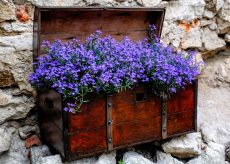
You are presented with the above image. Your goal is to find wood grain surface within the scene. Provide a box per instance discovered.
[40,10,163,43]
[166,83,196,137]
[69,96,106,132]
[69,127,107,155]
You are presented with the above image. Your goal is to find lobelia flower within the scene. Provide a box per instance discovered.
[29,25,202,112]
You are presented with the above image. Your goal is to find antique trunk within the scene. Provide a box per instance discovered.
[34,7,197,161]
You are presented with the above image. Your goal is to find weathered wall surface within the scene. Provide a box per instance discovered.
[0,0,229,163]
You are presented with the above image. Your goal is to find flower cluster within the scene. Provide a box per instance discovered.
[29,26,202,112]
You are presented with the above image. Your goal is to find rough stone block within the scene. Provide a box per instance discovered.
[162,132,204,159]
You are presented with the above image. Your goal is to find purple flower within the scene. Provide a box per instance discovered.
[29,25,201,112]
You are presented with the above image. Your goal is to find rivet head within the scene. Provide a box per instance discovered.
[108,103,112,108]
[108,120,113,125]
[108,138,112,143]
[108,120,112,125]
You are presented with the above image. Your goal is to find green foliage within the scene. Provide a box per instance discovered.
[118,160,125,164]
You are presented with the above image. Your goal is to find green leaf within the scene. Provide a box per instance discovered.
[118,160,125,164]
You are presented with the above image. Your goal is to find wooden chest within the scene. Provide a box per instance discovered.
[38,83,197,161]
[34,7,198,161]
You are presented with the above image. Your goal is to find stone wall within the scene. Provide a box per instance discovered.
[0,0,229,163]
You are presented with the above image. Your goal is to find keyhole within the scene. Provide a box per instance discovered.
[136,93,146,102]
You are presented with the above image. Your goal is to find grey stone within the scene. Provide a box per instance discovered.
[83,0,117,6]
[123,151,155,164]
[200,122,230,146]
[0,33,32,52]
[0,127,13,154]
[195,52,205,71]
[21,114,38,127]
[186,142,226,164]
[202,27,226,51]
[66,157,97,164]
[31,0,82,6]
[161,21,185,48]
[164,0,205,21]
[183,56,230,164]
[157,1,168,8]
[40,155,62,164]
[219,0,230,23]
[0,50,35,93]
[162,132,203,158]
[135,147,156,162]
[95,151,116,164]
[204,0,215,10]
[218,49,230,56]
[29,0,137,6]
[225,34,230,42]
[136,0,161,6]
[0,88,35,124]
[181,28,202,49]
[216,0,225,11]
[198,55,230,87]
[156,151,183,164]
[197,81,230,133]
[217,18,230,34]
[0,0,16,22]
[200,19,213,26]
[0,21,33,33]
[209,21,218,30]
[30,145,51,164]
[115,0,126,2]
[218,63,230,83]
[0,130,30,164]
[203,9,215,19]
[18,125,37,139]
[31,0,133,7]
[206,142,225,162]
[66,152,116,164]
[0,62,16,87]
[0,46,15,54]
[186,155,226,164]
[13,0,27,5]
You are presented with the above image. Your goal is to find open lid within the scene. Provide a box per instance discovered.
[33,7,165,60]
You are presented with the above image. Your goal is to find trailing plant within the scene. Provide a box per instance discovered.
[29,25,202,112]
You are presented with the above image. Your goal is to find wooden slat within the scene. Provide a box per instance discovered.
[167,84,195,114]
[69,127,107,156]
[111,86,161,124]
[41,11,158,33]
[112,116,161,148]
[40,30,149,43]
[166,83,196,137]
[40,10,162,43]
[68,97,106,132]
[167,111,195,136]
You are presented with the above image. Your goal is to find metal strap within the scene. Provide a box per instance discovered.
[162,98,167,139]
[106,95,113,150]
